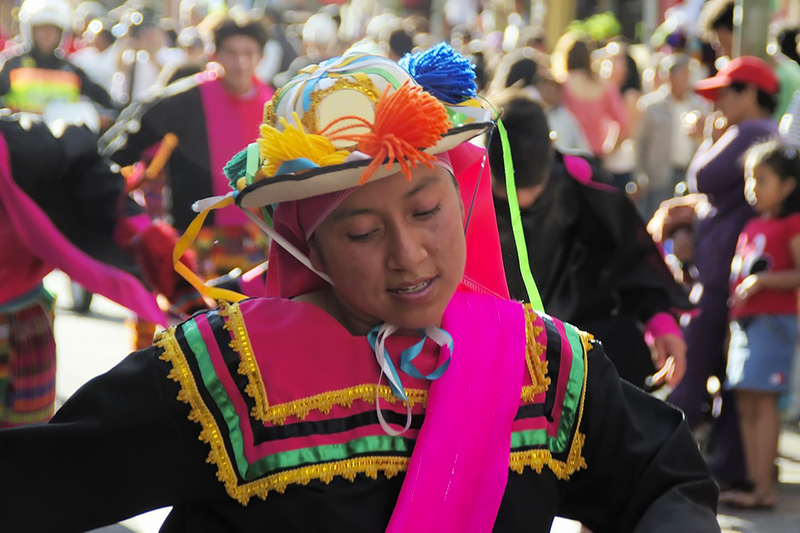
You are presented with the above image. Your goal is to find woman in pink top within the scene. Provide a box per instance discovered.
[560,38,630,161]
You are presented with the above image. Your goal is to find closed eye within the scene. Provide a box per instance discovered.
[414,204,441,219]
[347,229,377,242]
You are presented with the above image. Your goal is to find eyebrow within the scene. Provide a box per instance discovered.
[331,175,441,221]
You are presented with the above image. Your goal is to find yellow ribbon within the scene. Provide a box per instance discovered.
[173,194,248,303]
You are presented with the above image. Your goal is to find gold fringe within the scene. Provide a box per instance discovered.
[578,330,595,354]
[219,301,271,422]
[521,305,550,402]
[509,322,591,480]
[157,328,410,505]
[261,384,428,425]
[157,329,245,502]
[508,432,587,480]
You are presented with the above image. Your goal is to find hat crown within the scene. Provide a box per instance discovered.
[265,54,415,149]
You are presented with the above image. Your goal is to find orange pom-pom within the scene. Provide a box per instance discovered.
[321,81,450,185]
[357,81,450,184]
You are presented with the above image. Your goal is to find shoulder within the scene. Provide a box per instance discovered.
[638,88,668,111]
[737,118,778,138]
[509,305,593,480]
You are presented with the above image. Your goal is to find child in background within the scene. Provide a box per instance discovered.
[725,139,800,509]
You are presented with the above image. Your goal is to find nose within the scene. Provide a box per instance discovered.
[386,221,427,271]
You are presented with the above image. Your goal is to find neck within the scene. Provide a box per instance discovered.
[671,87,686,100]
[221,76,254,96]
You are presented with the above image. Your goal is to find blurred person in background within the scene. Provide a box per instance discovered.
[768,22,800,119]
[111,8,184,105]
[637,54,707,218]
[600,39,641,192]
[698,0,735,60]
[489,93,690,392]
[0,116,204,428]
[0,0,118,117]
[273,13,340,88]
[100,16,273,279]
[489,48,590,155]
[255,7,299,86]
[557,35,629,172]
[656,56,780,495]
[69,18,117,96]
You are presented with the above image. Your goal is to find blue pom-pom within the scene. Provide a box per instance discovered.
[399,42,477,104]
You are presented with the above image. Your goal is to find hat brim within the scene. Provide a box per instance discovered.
[694,75,732,101]
[236,122,493,208]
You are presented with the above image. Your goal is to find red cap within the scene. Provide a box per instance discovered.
[694,56,779,101]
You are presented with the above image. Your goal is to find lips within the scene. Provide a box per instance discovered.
[388,277,436,294]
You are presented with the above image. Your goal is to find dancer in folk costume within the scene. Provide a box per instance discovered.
[0,114,204,427]
[0,46,718,532]
[100,16,274,280]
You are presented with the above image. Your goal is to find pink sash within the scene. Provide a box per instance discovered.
[387,291,526,532]
[0,134,166,325]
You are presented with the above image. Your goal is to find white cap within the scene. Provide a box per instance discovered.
[19,0,73,34]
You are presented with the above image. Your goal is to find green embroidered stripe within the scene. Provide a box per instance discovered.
[182,319,250,480]
[181,319,416,482]
[244,435,415,479]
[510,428,548,449]
[552,323,586,452]
[510,321,586,455]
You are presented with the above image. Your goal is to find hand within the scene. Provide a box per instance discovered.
[671,227,695,264]
[704,111,728,143]
[650,333,687,389]
[733,275,761,306]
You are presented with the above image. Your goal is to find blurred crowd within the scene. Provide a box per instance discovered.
[3,0,800,517]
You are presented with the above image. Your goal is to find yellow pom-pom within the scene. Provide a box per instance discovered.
[257,113,350,178]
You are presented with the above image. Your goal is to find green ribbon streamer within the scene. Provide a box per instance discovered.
[496,118,544,312]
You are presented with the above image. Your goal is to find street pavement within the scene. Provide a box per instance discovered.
[44,271,800,533]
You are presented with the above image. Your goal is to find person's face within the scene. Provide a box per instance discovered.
[745,162,795,217]
[716,84,753,125]
[713,28,734,58]
[213,35,263,94]
[537,79,561,107]
[669,65,690,98]
[32,24,62,55]
[310,164,466,333]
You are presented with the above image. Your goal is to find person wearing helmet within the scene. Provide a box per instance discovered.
[0,0,118,116]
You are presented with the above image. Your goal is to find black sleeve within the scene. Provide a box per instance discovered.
[0,54,17,97]
[58,123,129,229]
[0,347,225,533]
[559,341,719,532]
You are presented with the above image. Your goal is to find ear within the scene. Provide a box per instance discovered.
[784,176,798,195]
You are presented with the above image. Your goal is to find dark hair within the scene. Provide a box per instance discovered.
[710,0,735,32]
[505,57,538,88]
[213,17,268,52]
[744,139,800,217]
[566,39,592,74]
[620,53,641,93]
[388,28,414,58]
[775,24,800,64]
[487,95,553,189]
[728,82,779,115]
